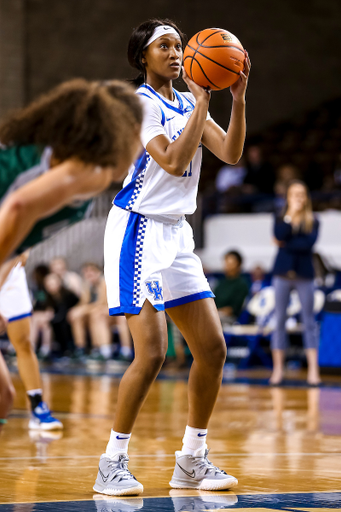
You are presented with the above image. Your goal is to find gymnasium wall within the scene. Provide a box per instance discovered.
[0,0,340,136]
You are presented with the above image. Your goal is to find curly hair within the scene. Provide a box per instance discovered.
[0,78,142,167]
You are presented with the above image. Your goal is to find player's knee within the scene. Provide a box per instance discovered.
[205,336,227,368]
[136,345,167,373]
[12,334,33,355]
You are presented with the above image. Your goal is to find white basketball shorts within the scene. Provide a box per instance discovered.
[0,264,32,322]
[104,205,214,316]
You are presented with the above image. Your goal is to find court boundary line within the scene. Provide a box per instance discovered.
[1,490,341,506]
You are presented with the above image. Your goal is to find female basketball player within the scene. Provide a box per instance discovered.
[94,19,250,496]
[0,78,142,427]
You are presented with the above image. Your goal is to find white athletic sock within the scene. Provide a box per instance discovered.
[105,429,131,458]
[181,425,208,457]
[27,389,43,397]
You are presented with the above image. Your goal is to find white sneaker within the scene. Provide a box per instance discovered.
[169,450,238,491]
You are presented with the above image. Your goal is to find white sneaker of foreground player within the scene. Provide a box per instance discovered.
[169,449,238,491]
[93,453,143,496]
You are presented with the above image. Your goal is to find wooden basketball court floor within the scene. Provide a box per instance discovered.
[1,367,341,511]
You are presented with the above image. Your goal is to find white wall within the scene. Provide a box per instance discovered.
[196,210,341,272]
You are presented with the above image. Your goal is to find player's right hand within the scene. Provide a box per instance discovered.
[182,67,211,105]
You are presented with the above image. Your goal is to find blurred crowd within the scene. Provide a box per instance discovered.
[203,144,341,217]
[28,258,133,363]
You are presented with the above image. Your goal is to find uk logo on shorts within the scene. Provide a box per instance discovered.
[146,281,163,301]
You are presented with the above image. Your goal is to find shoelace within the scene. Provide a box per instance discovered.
[192,449,227,476]
[107,455,134,482]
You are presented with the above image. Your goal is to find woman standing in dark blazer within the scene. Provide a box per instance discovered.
[270,180,321,385]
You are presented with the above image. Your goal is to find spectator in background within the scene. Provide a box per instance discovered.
[214,250,249,324]
[43,273,79,355]
[250,265,268,296]
[215,158,247,194]
[30,264,53,358]
[68,263,132,361]
[274,164,300,213]
[271,180,320,386]
[214,158,247,213]
[68,263,111,359]
[49,257,83,298]
[243,144,275,195]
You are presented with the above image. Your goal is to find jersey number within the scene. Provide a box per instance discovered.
[182,161,193,178]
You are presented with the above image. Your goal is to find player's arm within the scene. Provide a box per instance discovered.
[146,69,210,177]
[202,52,250,164]
[0,159,112,266]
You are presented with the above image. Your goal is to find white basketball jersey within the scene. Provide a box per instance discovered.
[114,84,212,223]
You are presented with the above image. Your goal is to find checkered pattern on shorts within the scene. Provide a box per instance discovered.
[132,216,148,307]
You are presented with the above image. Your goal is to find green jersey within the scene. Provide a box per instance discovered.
[0,145,92,253]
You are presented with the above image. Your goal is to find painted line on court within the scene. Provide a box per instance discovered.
[1,490,341,506]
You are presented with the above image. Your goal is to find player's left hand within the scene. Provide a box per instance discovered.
[230,50,251,102]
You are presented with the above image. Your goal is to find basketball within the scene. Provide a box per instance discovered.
[183,28,245,90]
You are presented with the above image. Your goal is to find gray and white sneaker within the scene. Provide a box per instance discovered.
[169,449,238,491]
[93,453,143,496]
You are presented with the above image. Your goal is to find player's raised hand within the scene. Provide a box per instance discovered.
[230,50,251,102]
[182,66,211,105]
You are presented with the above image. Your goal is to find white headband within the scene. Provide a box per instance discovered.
[144,25,180,48]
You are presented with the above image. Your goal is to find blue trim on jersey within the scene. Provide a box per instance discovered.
[140,84,187,116]
[137,92,166,126]
[114,150,149,210]
[132,149,148,180]
[7,312,32,323]
[165,291,214,309]
[173,89,184,110]
[114,179,138,209]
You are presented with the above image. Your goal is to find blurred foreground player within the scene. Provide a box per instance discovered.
[0,78,143,428]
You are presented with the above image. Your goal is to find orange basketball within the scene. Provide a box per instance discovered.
[183,28,245,91]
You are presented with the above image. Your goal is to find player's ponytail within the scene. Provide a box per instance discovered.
[127,18,186,87]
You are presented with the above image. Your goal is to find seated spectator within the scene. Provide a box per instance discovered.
[30,264,53,358]
[214,250,249,324]
[68,263,132,361]
[43,273,79,356]
[215,159,247,194]
[243,144,275,195]
[214,158,247,214]
[49,257,83,298]
[250,264,268,296]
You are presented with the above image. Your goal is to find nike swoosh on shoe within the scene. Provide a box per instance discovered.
[177,463,196,478]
